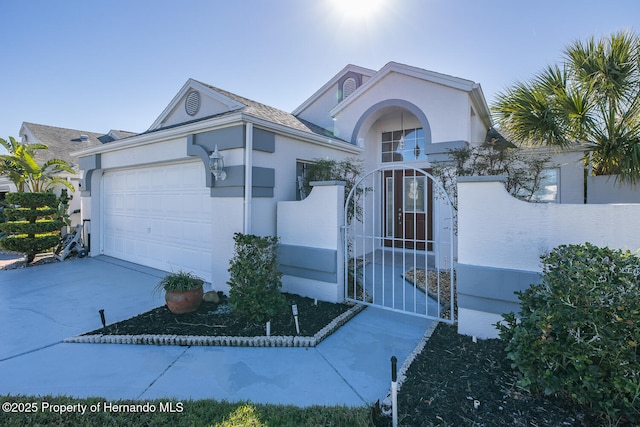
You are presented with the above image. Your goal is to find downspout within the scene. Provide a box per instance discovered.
[244,122,253,234]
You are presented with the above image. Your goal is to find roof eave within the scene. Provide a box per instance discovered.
[329,61,482,117]
[71,111,360,159]
[71,111,245,158]
[470,83,493,128]
[147,79,245,132]
[291,64,376,116]
[242,113,361,154]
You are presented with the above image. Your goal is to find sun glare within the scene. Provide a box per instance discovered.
[329,0,386,21]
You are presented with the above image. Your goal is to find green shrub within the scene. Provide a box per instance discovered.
[0,234,60,254]
[156,270,204,293]
[0,219,63,234]
[498,243,640,424]
[227,233,286,324]
[5,207,58,220]
[6,191,57,208]
[0,192,61,262]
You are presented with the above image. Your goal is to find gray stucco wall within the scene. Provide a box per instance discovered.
[457,263,541,316]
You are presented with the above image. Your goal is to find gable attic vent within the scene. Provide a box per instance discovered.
[185,90,201,116]
[343,77,357,99]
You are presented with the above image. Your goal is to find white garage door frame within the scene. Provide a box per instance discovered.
[100,160,213,281]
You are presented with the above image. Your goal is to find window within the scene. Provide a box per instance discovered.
[381,128,427,163]
[532,168,559,203]
[517,168,559,203]
[296,160,313,200]
[404,176,426,212]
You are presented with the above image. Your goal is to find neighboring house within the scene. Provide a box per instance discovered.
[73,61,495,290]
[0,122,136,226]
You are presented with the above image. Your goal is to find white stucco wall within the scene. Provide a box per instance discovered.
[295,82,340,134]
[99,137,190,170]
[210,197,244,293]
[458,179,640,273]
[588,175,640,204]
[157,91,239,130]
[250,132,358,237]
[277,183,345,302]
[458,177,640,338]
[333,72,472,144]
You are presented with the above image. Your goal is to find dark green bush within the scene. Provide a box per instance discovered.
[5,207,58,220]
[227,233,286,324]
[0,192,61,262]
[0,219,63,234]
[0,234,60,255]
[6,191,57,208]
[498,243,640,424]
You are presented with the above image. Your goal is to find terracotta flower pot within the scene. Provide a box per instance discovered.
[165,286,203,314]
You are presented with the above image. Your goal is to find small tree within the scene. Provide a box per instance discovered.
[0,192,62,263]
[302,157,370,223]
[227,233,286,324]
[493,31,640,183]
[0,137,74,193]
[432,144,552,211]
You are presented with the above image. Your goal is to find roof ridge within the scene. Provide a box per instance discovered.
[23,122,106,136]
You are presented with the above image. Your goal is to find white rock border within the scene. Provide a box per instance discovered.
[64,304,366,348]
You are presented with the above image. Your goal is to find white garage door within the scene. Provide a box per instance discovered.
[102,161,213,281]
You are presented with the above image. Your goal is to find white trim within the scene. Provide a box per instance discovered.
[71,112,245,157]
[242,113,362,154]
[244,123,253,234]
[329,62,486,117]
[71,112,361,159]
[147,79,245,131]
[291,64,375,115]
[468,83,493,128]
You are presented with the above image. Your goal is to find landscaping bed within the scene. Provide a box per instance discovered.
[377,322,595,427]
[66,293,363,347]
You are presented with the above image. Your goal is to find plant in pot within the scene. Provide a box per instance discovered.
[155,270,204,314]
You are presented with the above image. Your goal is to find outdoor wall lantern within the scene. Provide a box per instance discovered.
[209,145,227,181]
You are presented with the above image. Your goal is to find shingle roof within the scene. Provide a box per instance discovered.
[196,82,339,140]
[485,127,518,149]
[22,122,135,167]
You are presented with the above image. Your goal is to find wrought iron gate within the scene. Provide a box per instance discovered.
[343,165,455,323]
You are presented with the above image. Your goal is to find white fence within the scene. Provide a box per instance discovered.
[457,176,640,338]
[277,181,345,303]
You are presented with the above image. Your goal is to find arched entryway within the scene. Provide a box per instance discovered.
[343,165,455,323]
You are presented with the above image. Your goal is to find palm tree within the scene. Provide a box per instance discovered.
[493,30,640,183]
[0,136,75,192]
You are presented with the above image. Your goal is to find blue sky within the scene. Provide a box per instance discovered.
[1,0,638,141]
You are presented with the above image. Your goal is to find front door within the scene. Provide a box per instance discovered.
[383,169,432,250]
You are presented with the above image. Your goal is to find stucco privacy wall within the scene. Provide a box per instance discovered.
[277,182,345,303]
[588,175,640,204]
[457,176,640,339]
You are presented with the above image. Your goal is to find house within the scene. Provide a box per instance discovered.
[0,123,136,226]
[72,62,495,294]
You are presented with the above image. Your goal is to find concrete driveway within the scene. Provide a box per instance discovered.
[0,256,433,406]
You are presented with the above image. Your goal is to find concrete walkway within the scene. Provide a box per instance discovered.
[0,256,432,406]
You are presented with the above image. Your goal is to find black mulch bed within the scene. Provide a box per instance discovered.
[373,323,595,427]
[84,293,352,338]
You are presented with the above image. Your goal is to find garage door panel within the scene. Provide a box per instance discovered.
[102,162,213,281]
